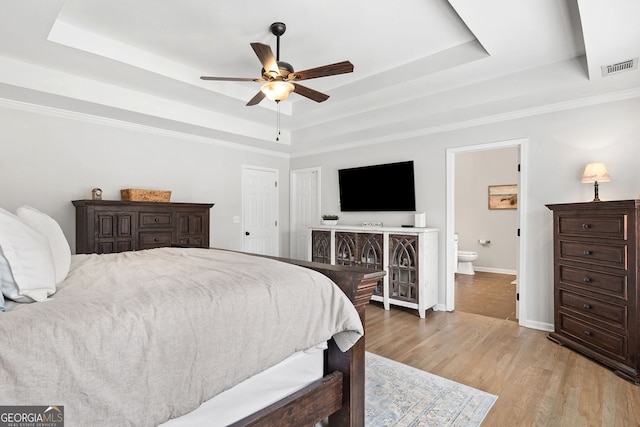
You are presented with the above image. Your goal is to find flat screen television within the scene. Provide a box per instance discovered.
[338,161,416,212]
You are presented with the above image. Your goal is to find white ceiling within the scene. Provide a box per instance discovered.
[0,0,639,156]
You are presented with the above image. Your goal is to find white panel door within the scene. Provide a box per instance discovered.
[290,168,320,260]
[243,166,279,256]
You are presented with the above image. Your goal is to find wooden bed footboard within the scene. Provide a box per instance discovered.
[232,258,384,427]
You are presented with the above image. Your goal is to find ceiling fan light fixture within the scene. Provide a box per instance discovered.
[261,81,295,102]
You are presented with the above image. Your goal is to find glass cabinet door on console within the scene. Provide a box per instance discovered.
[335,232,358,266]
[389,234,419,304]
[358,233,384,296]
[311,230,331,264]
[330,231,384,295]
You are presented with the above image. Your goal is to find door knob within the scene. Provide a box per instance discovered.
[245,231,250,236]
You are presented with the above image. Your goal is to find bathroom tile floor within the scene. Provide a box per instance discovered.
[455,271,517,321]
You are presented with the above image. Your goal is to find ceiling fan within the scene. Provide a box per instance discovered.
[200,22,354,106]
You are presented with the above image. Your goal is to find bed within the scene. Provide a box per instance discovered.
[0,206,384,426]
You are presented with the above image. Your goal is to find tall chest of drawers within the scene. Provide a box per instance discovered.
[547,200,639,384]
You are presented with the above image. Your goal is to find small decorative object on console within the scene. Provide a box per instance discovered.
[91,188,102,200]
[362,221,383,227]
[120,189,171,202]
[322,214,339,225]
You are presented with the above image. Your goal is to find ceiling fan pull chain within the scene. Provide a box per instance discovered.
[276,101,281,141]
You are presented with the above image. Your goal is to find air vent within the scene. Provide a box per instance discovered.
[601,58,638,77]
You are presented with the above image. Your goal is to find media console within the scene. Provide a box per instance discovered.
[309,225,438,318]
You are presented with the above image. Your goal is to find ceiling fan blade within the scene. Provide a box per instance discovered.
[293,84,329,103]
[250,42,279,76]
[246,90,266,106]
[288,61,354,81]
[200,76,263,82]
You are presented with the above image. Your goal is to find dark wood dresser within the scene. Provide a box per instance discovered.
[547,200,639,384]
[73,200,214,254]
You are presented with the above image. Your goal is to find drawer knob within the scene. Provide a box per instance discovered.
[154,218,160,222]
[583,303,592,309]
[582,223,591,229]
[584,330,592,336]
[154,238,159,242]
[583,277,592,283]
[583,250,592,256]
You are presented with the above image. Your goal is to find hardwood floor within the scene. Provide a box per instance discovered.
[455,271,517,321]
[365,303,640,426]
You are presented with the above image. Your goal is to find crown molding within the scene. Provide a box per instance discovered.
[0,97,290,159]
[2,85,639,161]
[291,87,640,158]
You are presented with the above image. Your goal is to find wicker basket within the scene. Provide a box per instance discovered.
[120,189,171,202]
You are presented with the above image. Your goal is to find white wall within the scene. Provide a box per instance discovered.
[291,97,640,330]
[3,95,639,330]
[455,147,519,273]
[0,104,291,255]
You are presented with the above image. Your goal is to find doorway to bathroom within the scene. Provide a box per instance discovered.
[445,138,528,325]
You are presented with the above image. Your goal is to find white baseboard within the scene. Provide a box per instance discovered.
[520,319,554,332]
[433,303,447,312]
[473,266,517,275]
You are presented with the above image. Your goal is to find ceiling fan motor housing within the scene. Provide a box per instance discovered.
[261,61,293,79]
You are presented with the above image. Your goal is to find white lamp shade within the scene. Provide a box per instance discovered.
[260,81,295,102]
[581,162,611,183]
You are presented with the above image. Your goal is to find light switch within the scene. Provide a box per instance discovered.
[233,216,240,224]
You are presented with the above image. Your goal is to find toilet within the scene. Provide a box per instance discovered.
[457,250,478,275]
[454,234,478,275]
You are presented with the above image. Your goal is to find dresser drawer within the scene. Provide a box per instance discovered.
[559,313,627,361]
[558,215,626,240]
[176,236,205,247]
[559,289,627,330]
[559,240,627,269]
[139,212,173,228]
[139,232,172,249]
[559,265,627,299]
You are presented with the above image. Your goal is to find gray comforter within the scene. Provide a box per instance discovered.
[0,248,363,426]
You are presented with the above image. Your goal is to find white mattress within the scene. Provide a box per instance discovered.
[159,348,324,426]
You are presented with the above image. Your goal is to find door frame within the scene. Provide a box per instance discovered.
[445,138,529,325]
[290,167,321,260]
[241,164,279,255]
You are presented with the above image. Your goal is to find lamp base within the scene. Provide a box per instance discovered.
[592,181,601,202]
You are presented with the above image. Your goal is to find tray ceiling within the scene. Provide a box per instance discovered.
[0,0,638,156]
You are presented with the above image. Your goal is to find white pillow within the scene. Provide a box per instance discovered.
[0,207,56,302]
[16,205,71,284]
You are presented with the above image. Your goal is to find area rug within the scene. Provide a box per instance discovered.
[365,352,497,426]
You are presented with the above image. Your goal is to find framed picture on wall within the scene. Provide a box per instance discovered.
[488,184,518,210]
